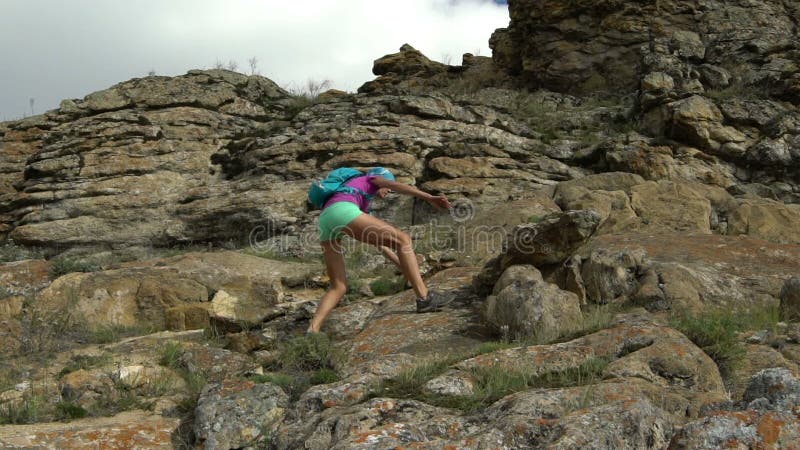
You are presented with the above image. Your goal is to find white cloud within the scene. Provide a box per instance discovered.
[0,0,509,120]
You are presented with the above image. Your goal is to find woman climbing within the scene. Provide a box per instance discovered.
[307,167,453,333]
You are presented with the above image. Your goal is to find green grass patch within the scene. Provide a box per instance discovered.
[380,356,462,399]
[250,372,295,387]
[49,257,99,278]
[369,276,406,296]
[501,304,620,347]
[310,368,340,385]
[276,333,342,372]
[377,354,610,414]
[473,341,519,355]
[249,333,346,401]
[175,370,207,414]
[669,304,780,380]
[158,341,184,369]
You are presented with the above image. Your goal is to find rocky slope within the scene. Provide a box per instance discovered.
[1,0,800,448]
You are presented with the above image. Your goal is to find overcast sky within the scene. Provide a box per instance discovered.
[0,0,509,121]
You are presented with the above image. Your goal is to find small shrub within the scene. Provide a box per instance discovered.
[669,305,779,380]
[93,386,153,416]
[310,368,340,385]
[251,372,295,387]
[55,401,88,420]
[175,370,207,414]
[17,291,80,355]
[139,372,179,398]
[158,341,184,369]
[670,312,744,378]
[705,82,768,101]
[281,78,332,119]
[378,354,467,402]
[0,240,45,263]
[343,277,366,303]
[277,334,342,372]
[0,366,23,392]
[49,257,98,278]
[369,276,406,296]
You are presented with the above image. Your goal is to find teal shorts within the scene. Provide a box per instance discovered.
[319,202,363,242]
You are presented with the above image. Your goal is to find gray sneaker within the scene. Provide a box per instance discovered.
[415,290,453,313]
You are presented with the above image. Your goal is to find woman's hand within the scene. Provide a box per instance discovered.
[425,194,452,210]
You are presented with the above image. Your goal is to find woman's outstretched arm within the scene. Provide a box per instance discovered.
[371,177,453,210]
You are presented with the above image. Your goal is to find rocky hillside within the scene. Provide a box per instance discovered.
[1,0,800,448]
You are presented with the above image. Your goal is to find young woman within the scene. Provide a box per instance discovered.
[307,167,453,333]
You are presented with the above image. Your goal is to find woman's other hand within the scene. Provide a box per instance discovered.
[425,194,452,210]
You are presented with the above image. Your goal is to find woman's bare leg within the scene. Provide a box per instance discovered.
[308,240,348,333]
[379,245,401,268]
[344,214,428,299]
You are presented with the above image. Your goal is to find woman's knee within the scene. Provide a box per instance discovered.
[381,230,412,249]
[395,231,413,251]
[329,281,348,297]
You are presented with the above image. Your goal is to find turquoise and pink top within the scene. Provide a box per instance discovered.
[323,175,380,213]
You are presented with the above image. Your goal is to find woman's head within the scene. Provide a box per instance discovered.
[367,167,395,198]
[367,167,395,181]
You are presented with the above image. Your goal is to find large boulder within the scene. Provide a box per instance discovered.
[473,210,601,295]
[743,367,800,411]
[671,368,800,449]
[483,265,582,340]
[580,248,648,304]
[666,96,749,155]
[195,379,289,450]
[669,409,800,450]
